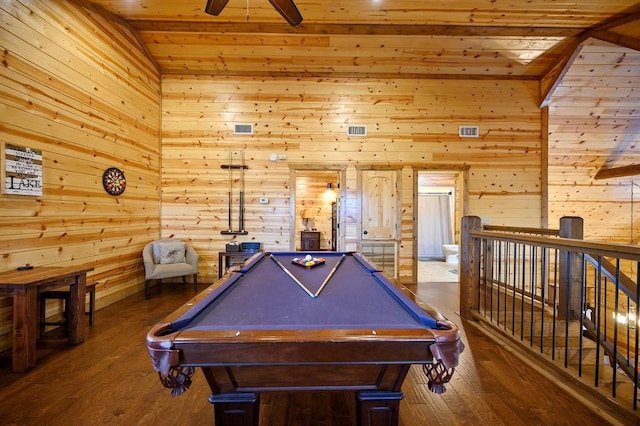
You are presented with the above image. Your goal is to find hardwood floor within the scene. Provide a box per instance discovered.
[0,279,634,425]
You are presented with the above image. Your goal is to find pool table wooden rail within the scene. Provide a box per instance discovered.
[148,329,457,364]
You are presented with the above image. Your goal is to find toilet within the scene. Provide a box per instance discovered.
[442,244,459,264]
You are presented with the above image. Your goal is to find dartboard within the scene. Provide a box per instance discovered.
[102,167,126,196]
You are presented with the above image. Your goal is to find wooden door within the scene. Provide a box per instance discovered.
[361,170,398,240]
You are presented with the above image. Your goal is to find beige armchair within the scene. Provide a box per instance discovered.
[143,240,199,299]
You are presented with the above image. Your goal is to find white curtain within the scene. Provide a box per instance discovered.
[418,194,454,260]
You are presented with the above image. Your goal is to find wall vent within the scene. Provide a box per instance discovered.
[234,123,254,135]
[347,125,367,136]
[459,126,479,138]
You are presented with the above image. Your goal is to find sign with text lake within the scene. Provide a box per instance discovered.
[2,143,43,196]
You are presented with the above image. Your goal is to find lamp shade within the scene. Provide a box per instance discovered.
[301,209,312,219]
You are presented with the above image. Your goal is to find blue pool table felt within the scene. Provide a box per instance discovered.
[174,252,441,331]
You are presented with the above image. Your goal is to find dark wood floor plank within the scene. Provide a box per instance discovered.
[0,281,633,425]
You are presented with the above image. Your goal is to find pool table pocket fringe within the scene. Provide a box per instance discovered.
[157,364,195,397]
[422,361,454,395]
[423,339,466,394]
[148,346,196,396]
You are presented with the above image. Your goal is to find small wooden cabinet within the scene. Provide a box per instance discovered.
[218,252,254,278]
[300,231,321,251]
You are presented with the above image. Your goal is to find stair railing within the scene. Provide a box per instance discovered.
[460,215,640,412]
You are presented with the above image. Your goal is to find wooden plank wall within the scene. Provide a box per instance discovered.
[0,1,547,353]
[161,76,543,284]
[0,0,161,351]
[548,40,640,243]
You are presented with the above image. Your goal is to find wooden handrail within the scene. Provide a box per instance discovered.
[483,224,560,236]
[470,229,640,261]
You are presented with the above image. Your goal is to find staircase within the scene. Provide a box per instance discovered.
[473,286,639,413]
[460,215,640,415]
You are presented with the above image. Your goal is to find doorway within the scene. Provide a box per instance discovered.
[416,170,465,283]
[290,167,344,251]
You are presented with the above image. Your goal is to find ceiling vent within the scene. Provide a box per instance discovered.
[347,125,367,136]
[459,126,479,138]
[234,123,254,135]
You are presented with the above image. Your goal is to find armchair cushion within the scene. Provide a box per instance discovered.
[152,240,186,264]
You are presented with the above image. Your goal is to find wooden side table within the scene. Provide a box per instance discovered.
[218,252,255,278]
[300,231,321,251]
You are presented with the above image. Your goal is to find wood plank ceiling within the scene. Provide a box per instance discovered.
[79,0,640,81]
[80,0,640,200]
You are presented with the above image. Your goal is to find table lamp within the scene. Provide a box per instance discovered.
[301,209,312,231]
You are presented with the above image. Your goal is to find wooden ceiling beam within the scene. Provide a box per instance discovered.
[591,30,640,52]
[129,21,580,37]
[537,7,640,108]
[539,39,582,108]
[581,8,640,37]
[594,164,640,180]
[160,68,538,80]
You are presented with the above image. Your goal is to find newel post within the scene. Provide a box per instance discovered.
[460,216,481,320]
[558,216,584,320]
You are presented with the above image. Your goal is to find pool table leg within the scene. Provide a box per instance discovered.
[209,393,259,426]
[356,391,403,426]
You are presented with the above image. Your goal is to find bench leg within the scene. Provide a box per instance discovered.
[87,285,96,326]
[39,292,46,336]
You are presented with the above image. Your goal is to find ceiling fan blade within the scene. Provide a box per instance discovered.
[268,0,303,26]
[204,0,230,16]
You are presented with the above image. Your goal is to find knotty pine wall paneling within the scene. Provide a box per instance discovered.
[161,76,543,284]
[0,0,161,351]
[548,41,640,243]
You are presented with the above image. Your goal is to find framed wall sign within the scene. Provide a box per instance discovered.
[2,143,43,196]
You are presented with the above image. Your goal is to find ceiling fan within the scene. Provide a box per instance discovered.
[204,0,303,26]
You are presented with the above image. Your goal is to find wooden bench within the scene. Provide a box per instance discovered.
[39,282,97,335]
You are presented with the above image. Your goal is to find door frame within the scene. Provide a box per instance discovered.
[413,165,469,282]
[289,164,347,251]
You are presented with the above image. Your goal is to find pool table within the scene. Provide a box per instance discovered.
[147,251,463,426]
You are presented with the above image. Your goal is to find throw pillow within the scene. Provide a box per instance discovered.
[152,240,186,264]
